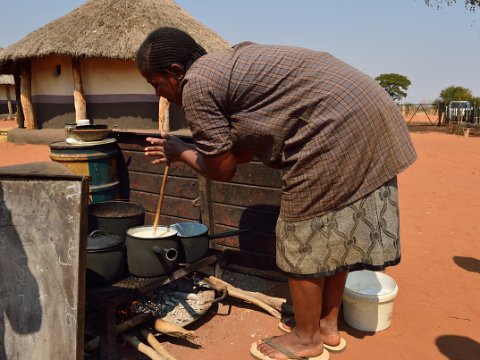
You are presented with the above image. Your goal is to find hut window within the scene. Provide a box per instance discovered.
[54,64,62,77]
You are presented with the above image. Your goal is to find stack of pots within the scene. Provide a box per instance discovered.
[86,200,145,287]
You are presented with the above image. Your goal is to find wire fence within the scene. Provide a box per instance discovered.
[399,103,480,126]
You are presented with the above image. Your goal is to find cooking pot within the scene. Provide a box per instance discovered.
[170,222,249,264]
[126,225,180,278]
[88,200,145,242]
[86,230,127,287]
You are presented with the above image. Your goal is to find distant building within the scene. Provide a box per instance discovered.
[0,74,15,118]
[0,0,229,129]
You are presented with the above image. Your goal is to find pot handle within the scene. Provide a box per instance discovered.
[89,229,106,238]
[207,228,249,240]
[152,245,178,262]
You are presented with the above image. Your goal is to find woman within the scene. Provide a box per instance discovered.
[137,27,416,360]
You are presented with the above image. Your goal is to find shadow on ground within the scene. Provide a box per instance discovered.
[436,335,480,360]
[453,256,480,274]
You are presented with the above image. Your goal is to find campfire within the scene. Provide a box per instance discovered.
[84,270,293,359]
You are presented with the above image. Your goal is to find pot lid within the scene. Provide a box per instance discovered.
[171,222,208,237]
[87,230,123,252]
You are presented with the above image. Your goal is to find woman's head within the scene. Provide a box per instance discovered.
[136,27,207,77]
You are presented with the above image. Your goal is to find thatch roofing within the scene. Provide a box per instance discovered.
[0,75,14,85]
[0,0,230,62]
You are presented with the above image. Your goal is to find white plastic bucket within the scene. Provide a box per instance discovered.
[342,270,398,332]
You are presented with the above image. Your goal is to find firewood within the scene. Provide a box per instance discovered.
[123,334,166,360]
[154,318,196,340]
[141,329,177,360]
[204,276,294,318]
[84,313,151,352]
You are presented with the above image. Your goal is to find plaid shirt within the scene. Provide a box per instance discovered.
[182,42,416,221]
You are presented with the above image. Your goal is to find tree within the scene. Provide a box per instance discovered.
[424,1,480,11]
[439,85,474,103]
[375,73,411,101]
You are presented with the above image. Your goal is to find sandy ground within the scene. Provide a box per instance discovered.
[0,118,479,360]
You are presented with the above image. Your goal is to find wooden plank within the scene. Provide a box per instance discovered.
[119,150,197,177]
[128,171,198,198]
[212,203,279,232]
[211,182,282,207]
[130,190,200,219]
[0,174,89,359]
[144,212,200,226]
[210,224,276,255]
[214,245,277,271]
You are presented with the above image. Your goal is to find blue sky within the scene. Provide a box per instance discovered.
[1,0,479,103]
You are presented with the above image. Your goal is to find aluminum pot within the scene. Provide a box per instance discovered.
[88,200,145,242]
[125,225,180,278]
[170,222,249,264]
[86,230,127,287]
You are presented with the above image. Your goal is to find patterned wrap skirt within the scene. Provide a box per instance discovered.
[276,177,400,278]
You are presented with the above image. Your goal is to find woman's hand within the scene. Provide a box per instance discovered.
[144,132,188,164]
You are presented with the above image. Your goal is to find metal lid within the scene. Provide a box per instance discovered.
[87,230,123,252]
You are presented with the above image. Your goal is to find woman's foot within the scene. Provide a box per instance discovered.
[278,318,345,352]
[255,332,325,360]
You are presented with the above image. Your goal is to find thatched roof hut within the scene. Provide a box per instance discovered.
[0,0,230,129]
[0,0,229,61]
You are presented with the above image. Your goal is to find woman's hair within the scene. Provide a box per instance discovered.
[136,27,207,75]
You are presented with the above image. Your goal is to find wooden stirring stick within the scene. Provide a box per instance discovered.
[153,96,170,235]
[152,163,170,235]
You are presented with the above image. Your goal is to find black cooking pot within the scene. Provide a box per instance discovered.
[125,225,180,278]
[86,230,127,287]
[88,200,145,242]
[171,222,249,264]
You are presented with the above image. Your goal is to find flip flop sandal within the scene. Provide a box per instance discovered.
[250,337,330,360]
[277,321,347,353]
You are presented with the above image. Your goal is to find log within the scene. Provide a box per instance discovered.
[154,318,195,340]
[72,57,87,120]
[123,334,166,360]
[6,84,13,120]
[204,276,294,318]
[159,96,170,131]
[20,61,35,129]
[141,329,177,360]
[84,313,151,352]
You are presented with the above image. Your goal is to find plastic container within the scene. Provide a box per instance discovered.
[342,270,398,332]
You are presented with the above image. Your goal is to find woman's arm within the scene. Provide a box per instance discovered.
[144,134,253,182]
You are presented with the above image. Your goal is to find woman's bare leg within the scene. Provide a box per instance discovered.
[279,270,348,347]
[256,277,326,359]
[320,270,348,346]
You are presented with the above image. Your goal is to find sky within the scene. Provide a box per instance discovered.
[1,0,479,103]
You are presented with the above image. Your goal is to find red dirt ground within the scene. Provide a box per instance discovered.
[0,118,479,360]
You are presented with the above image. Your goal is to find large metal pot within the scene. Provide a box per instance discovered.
[88,200,145,242]
[126,225,180,278]
[171,222,248,264]
[86,230,127,287]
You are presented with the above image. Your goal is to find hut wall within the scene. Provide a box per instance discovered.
[115,131,280,270]
[30,57,188,130]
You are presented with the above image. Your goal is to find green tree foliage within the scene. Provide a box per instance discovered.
[375,73,411,101]
[439,85,474,103]
[424,1,480,11]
